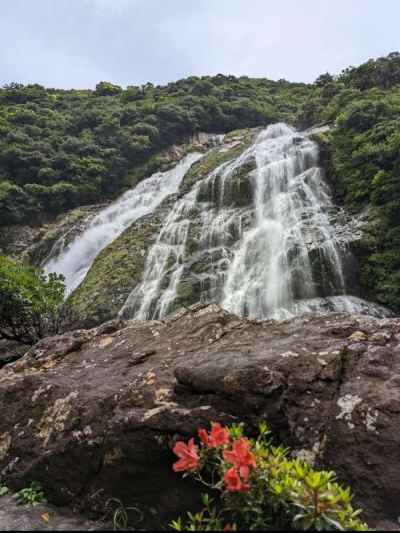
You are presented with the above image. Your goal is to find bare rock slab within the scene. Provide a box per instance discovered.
[0,495,104,531]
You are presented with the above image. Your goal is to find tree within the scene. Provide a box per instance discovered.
[314,72,334,87]
[0,180,30,224]
[94,81,123,97]
[121,85,144,103]
[0,256,65,345]
[191,79,215,96]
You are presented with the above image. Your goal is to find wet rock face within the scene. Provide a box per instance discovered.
[0,224,43,261]
[67,207,168,329]
[66,129,255,327]
[0,305,399,527]
[0,205,105,266]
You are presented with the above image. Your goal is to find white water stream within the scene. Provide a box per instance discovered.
[222,123,346,319]
[121,123,390,320]
[44,152,203,295]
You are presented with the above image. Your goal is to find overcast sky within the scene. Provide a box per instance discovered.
[1,0,399,89]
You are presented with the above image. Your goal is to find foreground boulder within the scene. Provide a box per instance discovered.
[0,305,399,528]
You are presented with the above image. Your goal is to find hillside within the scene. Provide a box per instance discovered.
[1,53,400,316]
[0,75,310,224]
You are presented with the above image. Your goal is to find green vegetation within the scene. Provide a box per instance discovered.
[0,76,309,224]
[0,481,9,497]
[331,92,400,310]
[0,255,65,344]
[15,481,46,506]
[105,498,143,531]
[297,52,400,128]
[171,422,368,531]
[298,52,400,311]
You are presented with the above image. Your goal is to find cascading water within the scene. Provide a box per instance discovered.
[120,153,252,320]
[121,123,390,320]
[222,123,348,319]
[44,152,203,295]
[122,188,198,319]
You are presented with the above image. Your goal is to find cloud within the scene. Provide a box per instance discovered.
[0,0,399,88]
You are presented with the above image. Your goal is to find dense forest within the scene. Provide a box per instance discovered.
[0,75,310,224]
[1,52,400,310]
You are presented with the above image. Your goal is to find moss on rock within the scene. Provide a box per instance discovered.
[67,209,166,328]
[180,129,255,194]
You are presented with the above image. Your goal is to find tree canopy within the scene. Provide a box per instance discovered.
[0,74,310,224]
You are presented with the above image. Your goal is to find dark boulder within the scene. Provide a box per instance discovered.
[0,339,28,368]
[1,304,399,528]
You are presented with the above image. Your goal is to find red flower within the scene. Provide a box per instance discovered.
[199,422,230,448]
[173,438,200,472]
[223,438,256,480]
[223,524,234,531]
[198,428,210,446]
[209,422,230,447]
[224,467,250,493]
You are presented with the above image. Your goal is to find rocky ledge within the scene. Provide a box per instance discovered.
[0,495,104,531]
[0,304,399,528]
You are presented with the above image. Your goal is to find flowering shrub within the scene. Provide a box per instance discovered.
[171,422,369,531]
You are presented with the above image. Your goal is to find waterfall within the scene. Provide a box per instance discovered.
[121,189,198,319]
[121,123,390,321]
[120,154,252,320]
[222,123,348,319]
[44,152,203,295]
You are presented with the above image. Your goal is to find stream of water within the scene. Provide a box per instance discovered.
[44,152,203,295]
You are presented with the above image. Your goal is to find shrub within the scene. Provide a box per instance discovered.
[16,481,46,506]
[0,256,65,345]
[171,423,368,531]
[0,481,9,497]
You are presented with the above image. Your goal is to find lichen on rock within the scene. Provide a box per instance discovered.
[0,432,11,461]
[37,391,79,447]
